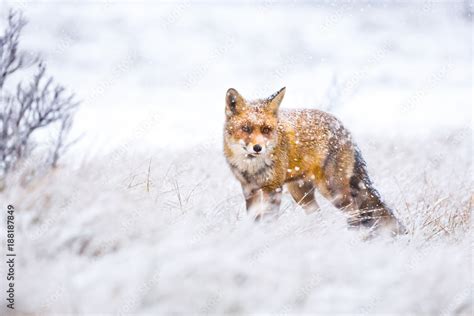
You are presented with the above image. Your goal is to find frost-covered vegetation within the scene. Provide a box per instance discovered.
[0,1,471,315]
[0,11,78,188]
[3,133,471,314]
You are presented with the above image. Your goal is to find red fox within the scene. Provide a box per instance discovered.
[223,87,406,235]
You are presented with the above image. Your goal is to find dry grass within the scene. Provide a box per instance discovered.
[0,131,471,314]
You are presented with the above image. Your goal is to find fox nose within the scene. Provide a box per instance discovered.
[253,144,262,153]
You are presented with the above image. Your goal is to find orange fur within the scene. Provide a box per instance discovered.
[224,87,406,235]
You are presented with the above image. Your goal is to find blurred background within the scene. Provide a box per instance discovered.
[1,0,471,156]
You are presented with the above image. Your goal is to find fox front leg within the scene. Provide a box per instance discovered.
[242,185,259,212]
[259,187,282,220]
[242,185,282,220]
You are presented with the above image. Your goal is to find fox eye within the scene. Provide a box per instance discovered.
[261,126,272,134]
[241,125,252,133]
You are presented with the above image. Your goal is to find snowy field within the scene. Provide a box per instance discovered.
[0,0,472,315]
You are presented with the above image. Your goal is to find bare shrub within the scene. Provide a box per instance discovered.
[0,11,79,187]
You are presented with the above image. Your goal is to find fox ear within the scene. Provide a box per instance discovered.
[265,87,286,114]
[226,88,245,116]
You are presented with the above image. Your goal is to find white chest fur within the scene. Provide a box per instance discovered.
[227,154,275,186]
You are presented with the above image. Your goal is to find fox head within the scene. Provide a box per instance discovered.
[224,87,285,161]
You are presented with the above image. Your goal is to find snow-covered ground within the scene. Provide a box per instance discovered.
[0,1,472,315]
